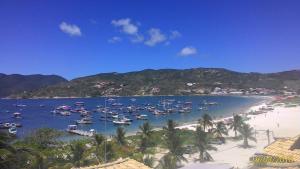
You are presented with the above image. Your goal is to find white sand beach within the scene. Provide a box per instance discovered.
[178,103,300,169]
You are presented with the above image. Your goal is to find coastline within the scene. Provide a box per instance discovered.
[126,95,272,137]
[178,96,300,169]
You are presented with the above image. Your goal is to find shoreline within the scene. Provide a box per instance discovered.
[126,96,273,137]
[179,97,300,169]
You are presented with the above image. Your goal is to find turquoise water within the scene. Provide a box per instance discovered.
[0,96,266,138]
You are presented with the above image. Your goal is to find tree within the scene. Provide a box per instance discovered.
[0,131,43,169]
[25,128,62,149]
[114,127,126,146]
[94,134,105,163]
[69,141,85,167]
[238,123,256,148]
[103,141,115,162]
[229,115,243,137]
[212,121,228,143]
[163,120,186,166]
[202,114,213,132]
[159,154,177,169]
[143,155,154,168]
[194,126,217,162]
[138,122,154,152]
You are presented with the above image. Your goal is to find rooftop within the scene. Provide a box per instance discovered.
[264,136,300,162]
[72,158,152,169]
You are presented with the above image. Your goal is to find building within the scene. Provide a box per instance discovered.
[73,158,152,169]
[264,136,300,162]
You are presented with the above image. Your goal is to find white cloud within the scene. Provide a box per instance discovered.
[111,18,138,35]
[145,28,167,46]
[108,36,122,43]
[59,22,82,37]
[169,30,181,39]
[179,46,197,56]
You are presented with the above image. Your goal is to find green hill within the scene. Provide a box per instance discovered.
[0,74,67,97]
[15,68,300,98]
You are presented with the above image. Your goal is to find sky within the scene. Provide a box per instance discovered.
[0,0,300,79]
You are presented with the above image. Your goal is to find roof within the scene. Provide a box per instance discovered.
[290,137,300,150]
[264,136,300,162]
[73,158,152,169]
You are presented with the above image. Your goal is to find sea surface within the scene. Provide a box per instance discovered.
[0,96,267,138]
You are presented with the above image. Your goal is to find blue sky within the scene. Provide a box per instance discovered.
[0,0,300,79]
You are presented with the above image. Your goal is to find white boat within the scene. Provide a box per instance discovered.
[76,118,93,124]
[113,120,131,125]
[136,114,148,120]
[75,102,85,106]
[60,111,71,116]
[8,127,17,135]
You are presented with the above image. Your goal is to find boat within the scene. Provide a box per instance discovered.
[130,98,136,102]
[76,117,93,124]
[179,107,192,113]
[107,98,116,102]
[75,102,85,106]
[16,104,26,107]
[60,111,71,116]
[8,127,17,135]
[0,123,11,129]
[112,103,123,107]
[56,105,71,111]
[202,100,218,106]
[113,120,131,125]
[13,112,22,119]
[136,114,148,120]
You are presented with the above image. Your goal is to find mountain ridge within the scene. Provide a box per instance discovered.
[0,74,67,97]
[9,68,299,98]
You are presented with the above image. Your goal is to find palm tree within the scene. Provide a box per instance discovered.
[238,123,256,148]
[143,155,154,168]
[69,141,85,167]
[163,120,186,165]
[114,127,126,146]
[212,121,228,143]
[94,134,105,163]
[104,141,115,162]
[229,115,243,137]
[159,154,177,169]
[202,114,213,132]
[138,122,154,152]
[194,126,217,162]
